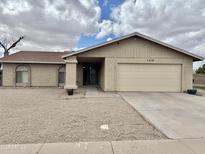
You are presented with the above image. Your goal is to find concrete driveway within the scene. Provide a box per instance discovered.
[120,92,205,139]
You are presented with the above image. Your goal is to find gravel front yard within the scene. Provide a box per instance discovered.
[0,88,165,144]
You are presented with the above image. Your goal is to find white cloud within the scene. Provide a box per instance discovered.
[103,0,109,6]
[95,0,205,68]
[96,20,113,39]
[107,37,112,41]
[0,0,101,54]
[0,0,31,15]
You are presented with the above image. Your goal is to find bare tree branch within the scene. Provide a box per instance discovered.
[7,36,24,51]
[0,36,24,57]
[0,42,6,51]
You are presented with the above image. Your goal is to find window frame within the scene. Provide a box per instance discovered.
[15,64,30,87]
[58,66,65,86]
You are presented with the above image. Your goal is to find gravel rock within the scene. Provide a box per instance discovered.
[0,88,166,144]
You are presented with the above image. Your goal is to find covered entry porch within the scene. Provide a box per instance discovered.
[64,56,105,94]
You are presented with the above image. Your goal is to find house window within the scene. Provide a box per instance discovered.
[16,65,29,83]
[58,66,65,84]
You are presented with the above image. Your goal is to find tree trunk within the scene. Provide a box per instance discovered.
[4,49,9,57]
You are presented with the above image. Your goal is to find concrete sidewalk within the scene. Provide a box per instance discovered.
[1,139,205,154]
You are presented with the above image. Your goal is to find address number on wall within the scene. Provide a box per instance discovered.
[147,59,155,62]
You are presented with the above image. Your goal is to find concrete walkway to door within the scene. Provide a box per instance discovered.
[85,86,119,98]
[120,92,205,139]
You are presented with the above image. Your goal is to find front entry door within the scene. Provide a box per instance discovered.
[83,64,99,85]
[89,66,97,84]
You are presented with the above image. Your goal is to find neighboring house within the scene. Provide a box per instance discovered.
[0,32,203,93]
[0,51,67,87]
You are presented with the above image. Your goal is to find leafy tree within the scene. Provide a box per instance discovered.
[196,64,205,74]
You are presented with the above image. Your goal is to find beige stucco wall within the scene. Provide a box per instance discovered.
[31,64,61,87]
[2,63,64,87]
[64,57,78,89]
[72,36,194,92]
[2,63,15,86]
[99,60,105,90]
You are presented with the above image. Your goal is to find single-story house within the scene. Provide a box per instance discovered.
[0,32,203,93]
[0,51,67,87]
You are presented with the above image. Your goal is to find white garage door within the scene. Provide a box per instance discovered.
[117,64,181,92]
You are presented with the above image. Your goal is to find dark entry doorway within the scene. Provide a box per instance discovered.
[83,63,100,85]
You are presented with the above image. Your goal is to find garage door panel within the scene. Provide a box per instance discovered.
[117,64,181,92]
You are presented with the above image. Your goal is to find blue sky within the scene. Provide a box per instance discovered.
[77,0,123,49]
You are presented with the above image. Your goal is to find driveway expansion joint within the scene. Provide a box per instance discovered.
[109,141,115,154]
[36,143,45,154]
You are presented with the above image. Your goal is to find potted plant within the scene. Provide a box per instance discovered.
[187,89,197,95]
[67,89,74,95]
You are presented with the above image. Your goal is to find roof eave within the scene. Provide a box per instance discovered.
[0,61,65,64]
[61,32,204,61]
[193,57,204,62]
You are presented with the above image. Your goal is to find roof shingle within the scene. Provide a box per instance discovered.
[0,51,69,64]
